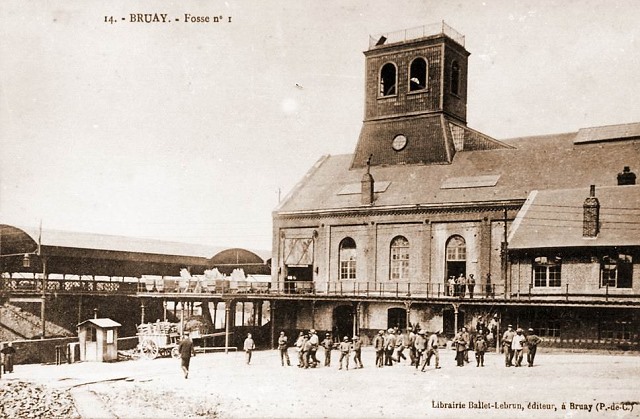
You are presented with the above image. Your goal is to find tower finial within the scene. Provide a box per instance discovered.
[366,154,373,174]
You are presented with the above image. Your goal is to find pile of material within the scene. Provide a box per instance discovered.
[0,380,79,418]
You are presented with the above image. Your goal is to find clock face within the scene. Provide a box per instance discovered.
[392,134,407,151]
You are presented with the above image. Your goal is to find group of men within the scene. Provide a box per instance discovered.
[446,273,495,298]
[500,324,542,367]
[371,327,442,371]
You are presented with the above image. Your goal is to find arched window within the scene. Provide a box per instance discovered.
[446,235,466,261]
[390,236,409,280]
[451,61,460,96]
[339,237,357,280]
[409,57,428,91]
[379,62,397,96]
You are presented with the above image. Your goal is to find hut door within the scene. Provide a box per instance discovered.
[85,326,98,361]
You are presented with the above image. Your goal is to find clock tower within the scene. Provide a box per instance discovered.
[351,22,508,169]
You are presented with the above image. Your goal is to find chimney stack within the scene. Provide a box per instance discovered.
[617,166,636,185]
[361,154,374,205]
[583,185,600,238]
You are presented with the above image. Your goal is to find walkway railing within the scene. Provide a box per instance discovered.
[3,277,639,303]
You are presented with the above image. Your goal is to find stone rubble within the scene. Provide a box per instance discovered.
[0,380,80,418]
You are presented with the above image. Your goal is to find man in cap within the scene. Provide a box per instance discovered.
[308,329,320,367]
[352,335,363,369]
[525,328,542,367]
[502,324,516,367]
[413,330,427,370]
[295,331,305,368]
[384,328,396,366]
[321,333,333,367]
[373,330,385,368]
[511,328,526,367]
[278,331,291,367]
[177,334,195,379]
[338,336,351,370]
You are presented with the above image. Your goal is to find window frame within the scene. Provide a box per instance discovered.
[408,57,428,92]
[338,237,357,280]
[379,62,398,97]
[389,236,410,281]
[532,256,562,288]
[600,253,633,289]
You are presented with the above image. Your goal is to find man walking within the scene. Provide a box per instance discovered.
[177,334,195,379]
[278,331,290,366]
[413,330,427,369]
[526,328,542,367]
[243,333,256,365]
[422,330,441,370]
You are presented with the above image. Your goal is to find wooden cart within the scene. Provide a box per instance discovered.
[136,321,181,360]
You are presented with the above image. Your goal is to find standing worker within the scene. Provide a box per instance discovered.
[351,335,363,369]
[321,333,333,367]
[244,333,256,365]
[177,334,195,379]
[373,330,385,368]
[278,331,290,367]
[1,342,16,374]
[338,336,351,370]
[502,325,516,367]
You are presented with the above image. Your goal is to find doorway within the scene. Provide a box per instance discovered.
[387,307,407,330]
[333,305,354,340]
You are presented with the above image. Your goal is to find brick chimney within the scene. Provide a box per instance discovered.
[617,166,636,185]
[361,154,374,205]
[583,185,600,238]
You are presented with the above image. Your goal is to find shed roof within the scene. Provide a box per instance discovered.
[78,318,122,328]
[508,185,640,249]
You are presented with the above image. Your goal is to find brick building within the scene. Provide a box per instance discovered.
[270,23,640,347]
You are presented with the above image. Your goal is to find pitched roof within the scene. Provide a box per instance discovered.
[276,126,640,214]
[508,185,640,249]
[78,318,122,328]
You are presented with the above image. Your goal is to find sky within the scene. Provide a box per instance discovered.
[1,0,639,252]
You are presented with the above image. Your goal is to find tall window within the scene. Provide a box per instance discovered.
[339,237,357,280]
[451,61,460,95]
[601,254,633,288]
[533,256,562,287]
[409,57,427,91]
[380,63,397,96]
[390,236,410,280]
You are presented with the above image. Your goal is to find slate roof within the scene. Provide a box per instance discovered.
[508,185,640,249]
[276,126,640,214]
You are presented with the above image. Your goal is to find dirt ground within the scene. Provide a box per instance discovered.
[6,347,640,418]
